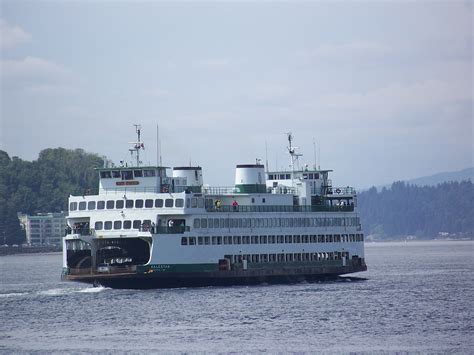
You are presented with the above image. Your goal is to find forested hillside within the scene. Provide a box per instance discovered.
[358,180,474,239]
[0,149,104,244]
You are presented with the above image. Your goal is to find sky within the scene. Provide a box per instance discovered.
[0,0,472,188]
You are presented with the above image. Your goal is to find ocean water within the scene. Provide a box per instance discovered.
[0,241,473,353]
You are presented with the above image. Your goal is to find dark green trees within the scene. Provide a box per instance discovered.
[0,149,103,245]
[358,180,474,239]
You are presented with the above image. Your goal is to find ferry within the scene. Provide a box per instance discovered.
[62,126,367,288]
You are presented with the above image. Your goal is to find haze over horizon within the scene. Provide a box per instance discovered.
[1,1,472,188]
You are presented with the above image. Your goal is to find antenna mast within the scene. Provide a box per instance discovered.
[265,140,269,172]
[286,132,302,182]
[129,124,144,167]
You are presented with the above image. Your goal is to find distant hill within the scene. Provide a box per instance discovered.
[369,167,473,191]
[406,167,473,187]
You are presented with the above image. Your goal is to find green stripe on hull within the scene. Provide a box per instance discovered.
[138,263,218,273]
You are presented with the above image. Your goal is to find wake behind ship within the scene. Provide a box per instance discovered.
[62,127,367,289]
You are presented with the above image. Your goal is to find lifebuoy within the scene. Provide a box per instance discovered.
[335,188,341,194]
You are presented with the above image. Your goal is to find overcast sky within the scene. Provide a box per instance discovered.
[1,1,472,188]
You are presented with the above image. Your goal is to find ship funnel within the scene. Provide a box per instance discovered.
[234,164,266,193]
[172,167,203,193]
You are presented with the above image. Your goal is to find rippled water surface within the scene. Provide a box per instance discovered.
[1,241,473,353]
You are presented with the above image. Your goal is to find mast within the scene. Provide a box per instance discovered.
[129,124,144,167]
[286,132,302,183]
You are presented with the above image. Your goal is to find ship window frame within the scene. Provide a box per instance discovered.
[204,236,210,245]
[114,221,122,230]
[100,171,112,179]
[132,220,141,229]
[106,200,115,209]
[97,201,105,210]
[145,199,153,208]
[79,202,86,211]
[165,199,173,208]
[123,220,131,229]
[121,170,133,180]
[133,170,143,178]
[104,221,112,230]
[87,201,96,210]
[201,218,207,228]
[143,169,156,177]
[198,237,203,245]
[112,170,121,178]
[95,221,103,230]
[191,198,197,208]
[116,200,124,209]
[125,199,134,208]
[135,199,144,208]
[70,202,77,211]
[155,199,163,208]
[181,237,188,246]
[197,198,204,208]
[175,198,184,208]
[194,219,200,228]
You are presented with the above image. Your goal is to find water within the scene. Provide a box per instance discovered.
[1,241,473,353]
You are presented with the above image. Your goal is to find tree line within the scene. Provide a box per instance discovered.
[0,148,103,244]
[358,180,474,239]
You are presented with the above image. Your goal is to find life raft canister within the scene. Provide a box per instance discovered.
[335,188,341,194]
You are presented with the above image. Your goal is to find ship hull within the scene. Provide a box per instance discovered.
[62,263,367,289]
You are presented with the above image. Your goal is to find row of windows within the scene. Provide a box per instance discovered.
[268,173,320,181]
[181,234,364,246]
[100,169,157,180]
[70,198,185,211]
[95,220,152,231]
[194,216,360,229]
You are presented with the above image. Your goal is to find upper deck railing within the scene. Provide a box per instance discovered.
[206,205,354,213]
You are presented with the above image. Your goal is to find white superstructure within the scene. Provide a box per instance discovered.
[62,128,366,288]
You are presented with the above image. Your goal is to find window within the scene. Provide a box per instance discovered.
[79,202,86,210]
[100,171,112,178]
[145,199,153,208]
[87,201,96,210]
[201,218,207,228]
[69,202,77,211]
[251,198,255,203]
[181,237,188,246]
[95,222,103,230]
[123,220,131,229]
[197,198,204,208]
[204,237,210,245]
[268,174,274,180]
[175,198,184,208]
[133,220,141,229]
[134,170,143,178]
[262,198,266,203]
[233,236,241,244]
[309,173,314,179]
[121,170,133,180]
[165,199,173,208]
[116,200,124,209]
[191,198,197,208]
[194,219,200,228]
[114,221,122,229]
[155,199,163,208]
[112,170,121,178]
[106,200,115,209]
[104,221,112,230]
[144,169,155,177]
[198,237,203,245]
[134,199,143,208]
[125,200,134,208]
[286,174,291,179]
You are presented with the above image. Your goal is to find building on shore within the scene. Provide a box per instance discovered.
[18,212,67,246]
